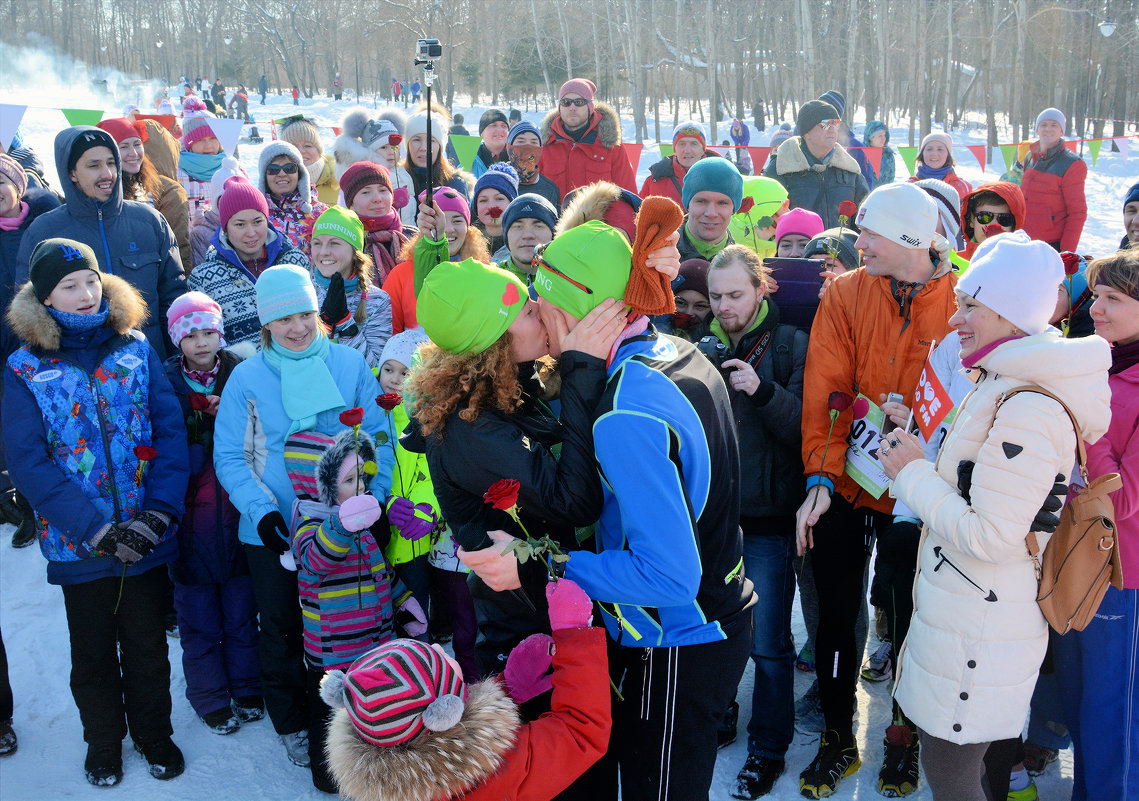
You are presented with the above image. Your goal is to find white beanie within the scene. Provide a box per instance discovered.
[1036,108,1066,132]
[208,156,248,207]
[956,231,1064,335]
[405,107,450,153]
[379,327,429,369]
[855,183,938,250]
[918,131,953,161]
[914,178,964,250]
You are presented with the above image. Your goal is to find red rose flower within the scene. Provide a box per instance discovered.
[483,478,521,511]
[188,392,210,412]
[487,206,504,221]
[1061,251,1081,276]
[339,407,365,427]
[838,200,858,219]
[828,391,853,412]
[134,445,158,461]
[983,223,1004,237]
[737,197,756,215]
[376,392,401,411]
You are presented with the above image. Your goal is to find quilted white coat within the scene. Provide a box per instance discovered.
[891,333,1111,743]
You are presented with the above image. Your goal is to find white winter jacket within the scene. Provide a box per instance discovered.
[891,333,1111,743]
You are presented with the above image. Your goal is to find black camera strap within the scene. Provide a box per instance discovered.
[741,329,774,369]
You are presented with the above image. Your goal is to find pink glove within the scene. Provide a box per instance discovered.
[504,633,554,703]
[392,185,410,210]
[395,596,428,637]
[338,495,382,532]
[546,578,593,631]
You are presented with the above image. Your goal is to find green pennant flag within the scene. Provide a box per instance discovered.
[897,146,918,177]
[62,108,105,127]
[1088,138,1103,167]
[999,144,1019,172]
[451,134,481,173]
[659,144,674,159]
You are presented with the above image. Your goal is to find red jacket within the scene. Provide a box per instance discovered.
[1020,141,1088,252]
[959,181,1027,260]
[640,155,688,205]
[540,101,635,198]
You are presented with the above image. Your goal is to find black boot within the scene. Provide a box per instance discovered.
[10,492,35,549]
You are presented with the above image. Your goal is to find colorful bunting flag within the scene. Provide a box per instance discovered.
[61,108,105,127]
[450,134,481,173]
[0,104,28,151]
[659,144,674,159]
[747,147,771,170]
[999,144,1019,172]
[857,146,883,176]
[966,145,986,172]
[1088,138,1103,167]
[897,146,918,177]
[622,143,643,175]
[206,117,246,156]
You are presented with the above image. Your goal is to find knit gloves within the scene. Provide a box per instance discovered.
[91,511,172,564]
[387,496,437,541]
[627,195,684,316]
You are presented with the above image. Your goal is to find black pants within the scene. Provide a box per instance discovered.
[60,566,173,745]
[0,625,12,720]
[810,494,891,737]
[244,544,307,735]
[610,620,753,801]
[306,667,337,793]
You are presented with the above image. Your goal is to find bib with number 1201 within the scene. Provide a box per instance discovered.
[844,393,891,499]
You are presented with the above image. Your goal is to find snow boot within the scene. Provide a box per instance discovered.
[232,695,265,723]
[133,737,185,780]
[85,742,123,787]
[201,708,240,735]
[10,491,35,549]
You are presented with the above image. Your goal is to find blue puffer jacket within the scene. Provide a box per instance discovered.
[1,189,61,362]
[213,339,394,547]
[15,126,188,359]
[2,275,189,585]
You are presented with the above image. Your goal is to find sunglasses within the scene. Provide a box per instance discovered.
[560,98,589,108]
[816,119,841,131]
[974,211,1015,227]
[265,162,299,176]
[532,244,593,294]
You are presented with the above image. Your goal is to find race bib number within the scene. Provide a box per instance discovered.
[843,394,891,499]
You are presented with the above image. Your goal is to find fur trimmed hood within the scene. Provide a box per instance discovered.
[315,428,378,507]
[326,676,520,801]
[6,274,147,352]
[555,180,642,237]
[540,100,622,149]
[773,136,862,177]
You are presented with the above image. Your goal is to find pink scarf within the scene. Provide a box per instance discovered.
[0,202,29,231]
[361,211,410,284]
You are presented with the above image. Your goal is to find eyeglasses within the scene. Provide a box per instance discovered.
[974,211,1015,227]
[560,98,589,108]
[816,119,841,131]
[532,244,593,294]
[265,163,299,176]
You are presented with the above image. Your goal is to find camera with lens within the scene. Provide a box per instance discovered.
[416,38,443,62]
[696,335,731,367]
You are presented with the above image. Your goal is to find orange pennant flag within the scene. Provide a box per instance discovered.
[967,145,987,172]
[912,343,952,441]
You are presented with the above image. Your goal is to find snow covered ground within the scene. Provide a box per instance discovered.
[4,72,1135,800]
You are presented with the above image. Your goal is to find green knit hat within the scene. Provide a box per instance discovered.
[533,220,632,320]
[417,259,528,354]
[312,206,365,251]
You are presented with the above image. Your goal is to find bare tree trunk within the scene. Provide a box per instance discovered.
[591,0,602,110]
[673,0,682,127]
[529,0,553,101]
[652,0,661,143]
[706,0,716,141]
[555,0,572,77]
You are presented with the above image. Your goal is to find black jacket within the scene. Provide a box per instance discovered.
[677,221,734,262]
[411,354,607,675]
[763,137,869,229]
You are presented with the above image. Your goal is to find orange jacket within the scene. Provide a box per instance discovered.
[801,265,958,514]
[381,259,416,334]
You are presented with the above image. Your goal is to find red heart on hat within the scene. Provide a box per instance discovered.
[502,283,521,306]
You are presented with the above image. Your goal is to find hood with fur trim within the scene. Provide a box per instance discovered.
[772,136,862,177]
[315,428,378,508]
[540,101,622,149]
[257,141,312,214]
[326,676,519,801]
[6,274,147,353]
[555,181,642,238]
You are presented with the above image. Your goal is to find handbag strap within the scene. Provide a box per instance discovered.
[996,385,1087,482]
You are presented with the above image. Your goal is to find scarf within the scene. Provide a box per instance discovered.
[361,212,408,282]
[608,315,651,368]
[49,302,109,333]
[262,334,346,435]
[305,159,324,188]
[1110,339,1139,376]
[312,268,360,294]
[961,334,1024,370]
[0,202,29,231]
[179,151,226,182]
[686,222,729,261]
[916,162,952,181]
[182,355,220,389]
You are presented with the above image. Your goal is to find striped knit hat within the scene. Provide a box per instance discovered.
[320,639,467,747]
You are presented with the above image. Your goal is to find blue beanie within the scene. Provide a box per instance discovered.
[507,121,542,146]
[472,162,520,204]
[1124,181,1139,209]
[681,158,744,212]
[501,193,558,236]
[819,90,846,118]
[256,264,318,325]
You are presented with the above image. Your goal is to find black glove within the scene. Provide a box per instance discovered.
[93,511,171,564]
[957,460,975,503]
[959,460,1067,533]
[318,272,351,330]
[257,511,291,555]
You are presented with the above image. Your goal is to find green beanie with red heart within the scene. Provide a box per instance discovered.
[533,220,633,320]
[417,259,527,354]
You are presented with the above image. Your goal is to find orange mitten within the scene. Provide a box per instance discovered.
[627,195,684,316]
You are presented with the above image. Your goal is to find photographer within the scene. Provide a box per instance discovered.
[702,245,807,799]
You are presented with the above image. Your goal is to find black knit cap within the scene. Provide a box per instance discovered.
[796,100,840,136]
[479,108,509,135]
[29,238,101,302]
[66,127,117,173]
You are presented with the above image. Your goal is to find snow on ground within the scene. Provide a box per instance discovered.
[4,76,1134,799]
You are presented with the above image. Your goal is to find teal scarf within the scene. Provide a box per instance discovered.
[263,334,345,435]
[180,151,226,182]
[311,269,359,293]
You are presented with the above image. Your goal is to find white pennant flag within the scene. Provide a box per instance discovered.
[1116,137,1130,164]
[0,104,28,152]
[207,117,247,157]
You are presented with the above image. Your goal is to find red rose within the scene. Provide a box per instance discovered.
[1061,252,1081,276]
[483,478,520,511]
[188,392,210,412]
[828,391,853,412]
[376,392,401,411]
[838,200,858,219]
[339,407,365,427]
[983,223,1004,237]
[737,197,756,215]
[134,445,158,462]
[487,206,504,221]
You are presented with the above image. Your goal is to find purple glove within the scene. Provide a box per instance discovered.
[504,633,554,703]
[338,494,382,532]
[546,578,593,631]
[388,497,436,541]
[395,596,427,638]
[392,185,410,210]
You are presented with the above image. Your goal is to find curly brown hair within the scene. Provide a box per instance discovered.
[406,335,522,438]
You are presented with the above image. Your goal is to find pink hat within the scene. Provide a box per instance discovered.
[417,185,470,227]
[775,207,825,245]
[559,78,596,102]
[166,291,226,347]
[181,116,218,150]
[218,176,269,230]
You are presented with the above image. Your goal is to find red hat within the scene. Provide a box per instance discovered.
[97,118,148,144]
[340,161,393,209]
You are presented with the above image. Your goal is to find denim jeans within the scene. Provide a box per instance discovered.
[741,519,796,759]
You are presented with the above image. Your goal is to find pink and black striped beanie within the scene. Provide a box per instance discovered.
[320,639,467,747]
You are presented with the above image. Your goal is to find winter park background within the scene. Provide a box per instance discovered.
[2,4,1138,797]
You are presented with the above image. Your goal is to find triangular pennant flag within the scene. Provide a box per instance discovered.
[1117,137,1129,163]
[136,113,176,132]
[61,108,105,127]
[1064,140,1078,153]
[332,126,342,136]
[747,147,772,171]
[206,117,245,155]
[999,144,1018,172]
[622,143,643,175]
[0,104,28,151]
[967,145,987,172]
[450,134,480,173]
[1088,138,1103,167]
[659,144,674,159]
[860,146,883,176]
[897,146,918,177]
